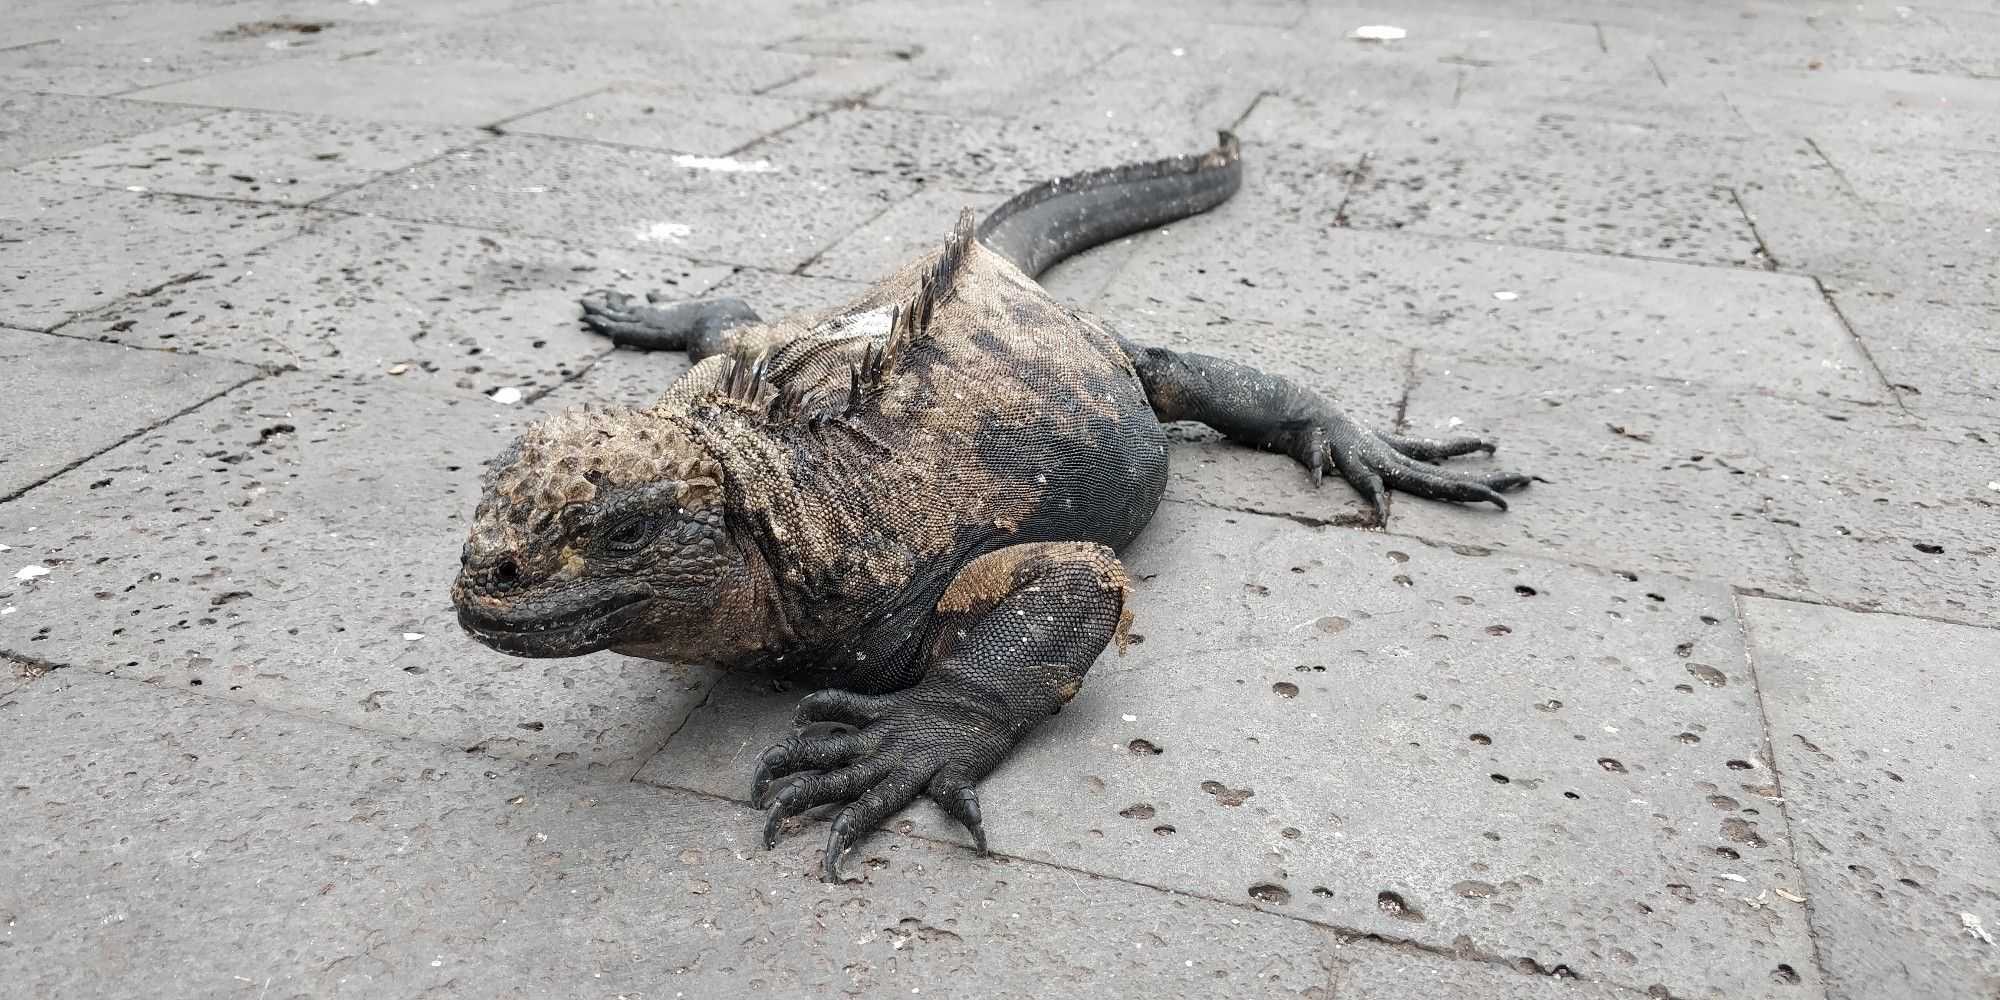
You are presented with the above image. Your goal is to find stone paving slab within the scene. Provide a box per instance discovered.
[61,214,728,401]
[1328,940,1630,1000]
[14,110,483,206]
[1395,354,2000,628]
[1739,189,2000,303]
[0,179,304,331]
[1335,112,1820,267]
[501,86,821,157]
[0,374,712,776]
[0,90,213,169]
[325,133,916,271]
[1744,599,2000,1000]
[804,185,1002,282]
[643,501,1821,1000]
[1819,291,2000,419]
[394,3,823,88]
[0,329,252,499]
[1810,138,2000,216]
[0,668,1336,1000]
[744,105,1209,197]
[126,54,604,129]
[1099,203,1885,405]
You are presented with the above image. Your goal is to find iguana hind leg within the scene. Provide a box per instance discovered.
[751,541,1131,882]
[578,290,762,362]
[1120,338,1529,524]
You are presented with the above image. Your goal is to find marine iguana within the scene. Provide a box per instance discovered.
[452,133,1528,881]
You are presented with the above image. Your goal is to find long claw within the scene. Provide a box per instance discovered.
[932,781,989,855]
[823,774,927,883]
[761,761,889,850]
[1376,430,1498,461]
[751,731,872,808]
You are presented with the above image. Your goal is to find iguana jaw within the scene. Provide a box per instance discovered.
[455,586,653,658]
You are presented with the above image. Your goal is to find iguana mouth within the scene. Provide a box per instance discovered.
[457,590,652,657]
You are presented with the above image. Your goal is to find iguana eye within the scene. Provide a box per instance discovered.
[600,515,658,554]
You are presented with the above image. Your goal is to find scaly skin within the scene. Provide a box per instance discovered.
[454,144,1528,883]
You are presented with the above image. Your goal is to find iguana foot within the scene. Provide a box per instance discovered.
[751,542,1130,882]
[1289,424,1530,524]
[578,290,760,355]
[752,686,1002,881]
[1120,338,1530,524]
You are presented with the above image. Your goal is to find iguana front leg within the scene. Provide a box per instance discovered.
[751,542,1131,882]
[1120,338,1529,523]
[578,291,762,361]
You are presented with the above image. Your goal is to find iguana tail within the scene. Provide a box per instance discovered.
[976,131,1242,280]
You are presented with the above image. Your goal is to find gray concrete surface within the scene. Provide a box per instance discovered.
[2,0,1997,997]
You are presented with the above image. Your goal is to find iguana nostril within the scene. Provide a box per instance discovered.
[493,559,520,585]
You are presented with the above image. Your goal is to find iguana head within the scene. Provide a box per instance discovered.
[452,406,746,660]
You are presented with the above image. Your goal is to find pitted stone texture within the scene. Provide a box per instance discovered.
[1018,35,1267,137]
[782,5,1123,116]
[1329,939,1631,999]
[0,91,212,169]
[764,56,913,105]
[0,669,1336,1000]
[1822,291,2000,418]
[1753,404,1999,628]
[502,87,819,156]
[1744,599,2000,1000]
[1392,354,1802,595]
[1811,139,2000,214]
[1725,69,2000,155]
[744,107,1208,197]
[15,110,483,205]
[0,374,712,775]
[326,134,913,271]
[1737,189,2000,302]
[805,186,1002,282]
[389,6,820,91]
[1339,111,1832,266]
[0,180,303,331]
[1099,184,1880,404]
[1397,354,2000,627]
[62,215,726,401]
[0,22,350,97]
[0,329,251,498]
[128,55,603,128]
[1453,59,1751,134]
[643,501,1821,1000]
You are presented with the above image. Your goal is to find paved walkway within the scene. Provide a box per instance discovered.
[3,1,1997,997]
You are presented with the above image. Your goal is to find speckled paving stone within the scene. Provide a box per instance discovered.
[1395,354,2000,627]
[1017,37,1267,137]
[785,6,1124,117]
[14,110,483,205]
[0,669,1336,1000]
[1811,138,2000,214]
[743,106,1205,197]
[0,329,252,498]
[641,501,1821,1000]
[502,87,819,157]
[1750,401,2000,628]
[127,54,603,128]
[326,134,914,271]
[763,55,913,104]
[0,90,212,169]
[0,25,334,97]
[1737,189,2000,302]
[1329,939,1631,999]
[391,6,820,91]
[1377,353,1806,602]
[63,215,727,401]
[0,179,302,331]
[1338,111,1833,266]
[1744,599,2000,1000]
[0,374,711,776]
[1821,291,2000,418]
[1101,206,1885,405]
